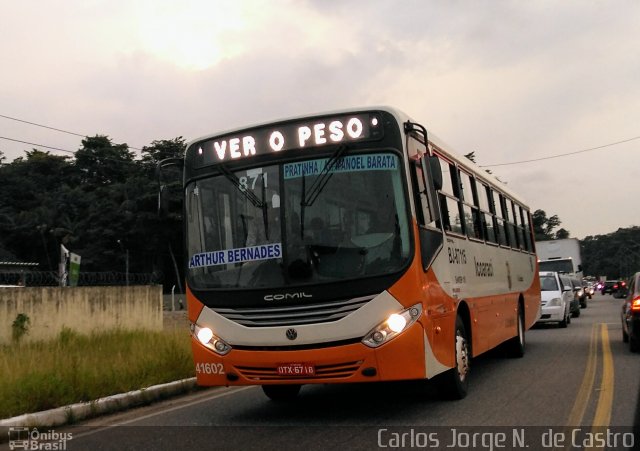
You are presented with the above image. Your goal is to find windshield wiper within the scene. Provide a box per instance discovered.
[261,173,269,240]
[219,165,264,208]
[219,165,269,241]
[303,145,348,206]
[300,145,348,238]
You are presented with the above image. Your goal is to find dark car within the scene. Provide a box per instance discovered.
[602,280,619,295]
[614,279,629,298]
[621,272,640,352]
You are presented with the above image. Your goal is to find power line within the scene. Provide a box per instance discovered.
[480,136,640,168]
[0,114,86,138]
[0,136,144,166]
[0,136,75,155]
[0,113,143,151]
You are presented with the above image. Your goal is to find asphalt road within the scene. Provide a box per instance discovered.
[20,293,640,450]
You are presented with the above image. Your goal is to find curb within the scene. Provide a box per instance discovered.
[0,377,197,428]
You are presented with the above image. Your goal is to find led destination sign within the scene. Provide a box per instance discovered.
[193,113,383,166]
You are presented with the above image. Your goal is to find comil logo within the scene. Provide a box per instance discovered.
[8,427,73,450]
[264,292,312,302]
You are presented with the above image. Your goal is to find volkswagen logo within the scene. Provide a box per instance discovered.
[286,328,298,340]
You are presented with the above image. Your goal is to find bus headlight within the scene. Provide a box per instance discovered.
[191,323,232,356]
[362,303,422,348]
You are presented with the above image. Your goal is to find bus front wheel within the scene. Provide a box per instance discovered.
[440,315,470,400]
[262,384,302,401]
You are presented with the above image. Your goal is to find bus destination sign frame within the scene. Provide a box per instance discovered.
[191,112,384,167]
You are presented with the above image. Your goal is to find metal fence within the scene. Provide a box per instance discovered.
[0,271,163,287]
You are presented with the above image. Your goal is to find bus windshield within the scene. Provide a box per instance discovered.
[186,152,411,290]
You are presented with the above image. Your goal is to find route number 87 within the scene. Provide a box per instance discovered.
[238,172,267,192]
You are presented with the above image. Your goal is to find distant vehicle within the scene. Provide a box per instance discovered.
[584,282,595,298]
[536,238,583,280]
[569,277,587,308]
[537,272,572,327]
[602,280,619,295]
[561,275,581,317]
[621,272,640,352]
[614,279,629,298]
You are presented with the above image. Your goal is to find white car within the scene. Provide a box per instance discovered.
[538,271,573,327]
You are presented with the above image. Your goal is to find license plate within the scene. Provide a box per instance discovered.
[277,363,315,376]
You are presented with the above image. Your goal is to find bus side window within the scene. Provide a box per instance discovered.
[521,207,534,252]
[490,189,508,246]
[460,170,482,240]
[477,182,496,243]
[502,196,517,249]
[437,158,463,234]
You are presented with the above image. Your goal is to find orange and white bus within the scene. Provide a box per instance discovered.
[170,106,540,400]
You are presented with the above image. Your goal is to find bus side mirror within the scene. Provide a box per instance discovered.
[156,157,183,219]
[429,156,442,191]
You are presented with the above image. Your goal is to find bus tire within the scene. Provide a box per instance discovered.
[440,315,470,400]
[505,305,525,358]
[262,384,301,401]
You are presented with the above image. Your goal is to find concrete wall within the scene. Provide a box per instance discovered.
[0,285,163,344]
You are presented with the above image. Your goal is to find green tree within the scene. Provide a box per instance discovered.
[75,136,135,186]
[0,136,186,290]
[532,209,563,241]
[581,226,640,279]
[0,150,79,269]
[139,138,186,292]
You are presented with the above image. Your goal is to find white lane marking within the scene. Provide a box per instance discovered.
[72,386,256,438]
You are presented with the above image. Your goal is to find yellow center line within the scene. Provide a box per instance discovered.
[592,323,614,427]
[562,323,616,451]
[566,323,598,426]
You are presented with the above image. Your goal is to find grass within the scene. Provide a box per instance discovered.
[0,327,194,419]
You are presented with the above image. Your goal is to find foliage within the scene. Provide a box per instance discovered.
[11,313,30,342]
[0,327,193,418]
[0,137,185,291]
[532,209,566,241]
[581,226,640,279]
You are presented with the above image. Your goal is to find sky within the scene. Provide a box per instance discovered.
[1,0,639,240]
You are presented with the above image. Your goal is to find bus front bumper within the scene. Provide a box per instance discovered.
[191,322,428,386]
